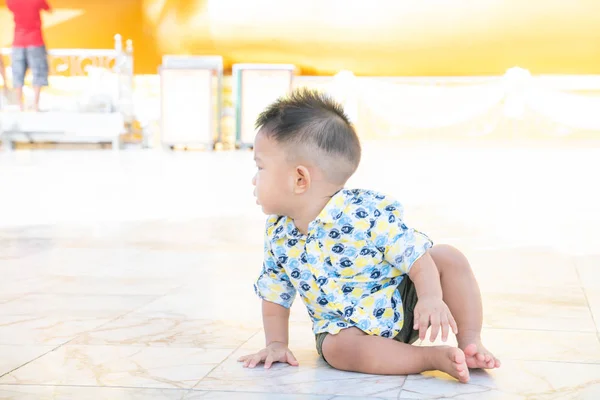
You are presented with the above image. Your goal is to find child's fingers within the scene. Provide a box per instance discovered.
[248,354,263,368]
[429,314,441,342]
[440,314,450,342]
[418,314,429,340]
[448,312,459,335]
[413,310,420,330]
[241,353,256,367]
[286,351,299,366]
[264,354,275,369]
[243,357,254,368]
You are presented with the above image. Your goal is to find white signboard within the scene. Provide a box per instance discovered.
[234,65,294,147]
[160,68,213,147]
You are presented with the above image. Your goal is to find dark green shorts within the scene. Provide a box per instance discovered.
[315,276,419,364]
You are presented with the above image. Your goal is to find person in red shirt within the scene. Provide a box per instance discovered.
[6,0,52,111]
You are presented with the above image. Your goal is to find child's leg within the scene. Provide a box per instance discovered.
[321,327,470,382]
[429,244,500,369]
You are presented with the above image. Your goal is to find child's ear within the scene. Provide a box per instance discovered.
[294,165,311,194]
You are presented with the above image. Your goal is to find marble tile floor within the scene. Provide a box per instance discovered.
[0,140,599,399]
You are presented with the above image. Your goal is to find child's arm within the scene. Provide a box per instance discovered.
[409,253,458,342]
[263,299,291,346]
[238,219,299,369]
[408,253,443,299]
[373,200,457,342]
[238,300,299,369]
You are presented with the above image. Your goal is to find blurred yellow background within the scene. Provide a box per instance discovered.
[2,0,600,76]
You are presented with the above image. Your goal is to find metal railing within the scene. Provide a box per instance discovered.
[1,34,134,121]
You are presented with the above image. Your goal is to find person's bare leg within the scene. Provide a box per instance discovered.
[429,244,500,369]
[15,87,24,111]
[33,86,41,112]
[322,327,470,383]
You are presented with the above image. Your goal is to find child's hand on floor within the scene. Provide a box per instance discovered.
[238,342,300,369]
[413,296,459,342]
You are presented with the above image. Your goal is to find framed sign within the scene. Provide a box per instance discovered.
[233,64,295,148]
[160,56,223,149]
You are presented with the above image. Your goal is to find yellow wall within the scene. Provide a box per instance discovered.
[2,0,600,76]
[143,0,600,76]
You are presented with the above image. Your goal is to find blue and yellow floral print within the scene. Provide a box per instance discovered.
[254,189,433,338]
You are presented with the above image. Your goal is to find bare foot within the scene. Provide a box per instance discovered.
[433,346,470,383]
[459,341,501,369]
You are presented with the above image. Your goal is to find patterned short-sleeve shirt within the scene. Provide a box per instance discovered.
[254,189,433,338]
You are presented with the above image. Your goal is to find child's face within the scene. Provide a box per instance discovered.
[252,131,296,216]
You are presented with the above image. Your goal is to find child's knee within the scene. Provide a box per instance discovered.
[321,334,348,370]
[430,244,470,273]
[321,328,364,371]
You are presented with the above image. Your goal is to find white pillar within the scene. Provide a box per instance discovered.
[331,70,359,124]
[503,66,532,120]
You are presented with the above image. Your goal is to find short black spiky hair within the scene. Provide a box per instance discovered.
[255,88,361,184]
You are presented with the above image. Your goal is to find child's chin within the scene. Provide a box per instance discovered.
[259,205,274,215]
[260,206,270,215]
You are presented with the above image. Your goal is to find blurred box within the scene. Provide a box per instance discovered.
[160,56,223,149]
[232,64,295,148]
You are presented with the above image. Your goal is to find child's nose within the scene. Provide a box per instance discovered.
[252,174,257,186]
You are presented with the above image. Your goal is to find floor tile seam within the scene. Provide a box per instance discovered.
[0,342,66,380]
[574,259,600,337]
[5,284,191,363]
[74,282,189,332]
[0,382,196,393]
[477,326,597,334]
[183,388,399,399]
[189,329,263,390]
